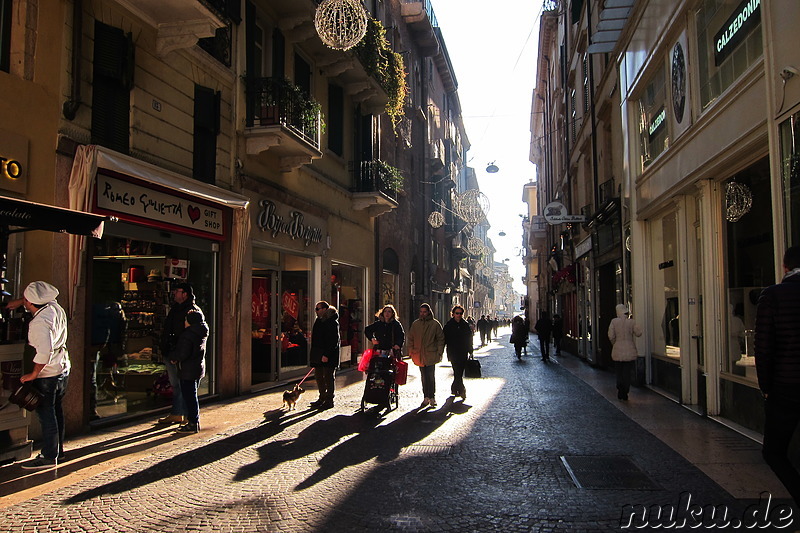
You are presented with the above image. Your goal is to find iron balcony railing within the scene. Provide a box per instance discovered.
[245,77,322,150]
[400,0,438,27]
[350,160,400,203]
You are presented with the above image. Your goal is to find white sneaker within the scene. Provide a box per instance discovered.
[420,398,430,408]
[429,398,438,408]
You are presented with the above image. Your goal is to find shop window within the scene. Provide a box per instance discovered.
[328,84,344,156]
[722,157,774,382]
[331,262,365,363]
[695,0,763,109]
[91,21,134,155]
[780,111,800,247]
[637,63,668,169]
[650,211,680,361]
[0,0,10,73]
[193,85,220,184]
[90,234,216,420]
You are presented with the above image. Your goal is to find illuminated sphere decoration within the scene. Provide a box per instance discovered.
[314,0,368,51]
[725,181,752,222]
[428,211,444,228]
[457,189,490,224]
[467,237,484,256]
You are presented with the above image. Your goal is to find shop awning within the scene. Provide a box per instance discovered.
[0,194,110,237]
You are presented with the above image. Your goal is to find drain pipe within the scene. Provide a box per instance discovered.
[62,0,83,120]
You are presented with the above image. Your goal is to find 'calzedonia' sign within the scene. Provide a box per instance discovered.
[714,0,760,66]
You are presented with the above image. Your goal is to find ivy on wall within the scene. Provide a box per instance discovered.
[354,18,409,127]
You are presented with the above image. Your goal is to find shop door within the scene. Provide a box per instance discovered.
[596,263,616,368]
[689,219,706,414]
[251,270,277,384]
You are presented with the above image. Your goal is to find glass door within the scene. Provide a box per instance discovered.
[251,269,277,384]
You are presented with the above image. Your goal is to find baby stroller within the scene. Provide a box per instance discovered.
[360,350,399,412]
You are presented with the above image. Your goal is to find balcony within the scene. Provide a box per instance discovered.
[244,77,323,172]
[400,0,439,57]
[350,160,400,216]
[114,0,233,56]
[429,139,446,171]
[528,216,548,249]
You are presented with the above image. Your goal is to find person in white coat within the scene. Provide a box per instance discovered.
[608,304,643,401]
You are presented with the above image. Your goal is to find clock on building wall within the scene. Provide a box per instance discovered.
[671,42,686,124]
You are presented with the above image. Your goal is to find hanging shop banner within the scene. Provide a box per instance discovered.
[543,201,586,224]
[96,174,224,238]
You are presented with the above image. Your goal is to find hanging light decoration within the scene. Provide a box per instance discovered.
[428,211,444,228]
[467,237,484,256]
[483,266,493,277]
[314,0,368,51]
[457,189,490,224]
[486,161,499,173]
[725,181,752,222]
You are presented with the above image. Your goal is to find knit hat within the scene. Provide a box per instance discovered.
[24,281,59,305]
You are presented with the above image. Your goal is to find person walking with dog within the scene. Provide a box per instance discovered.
[364,304,405,356]
[406,303,445,408]
[755,245,800,505]
[309,301,340,410]
[168,310,208,433]
[443,305,471,400]
[159,282,203,425]
[9,281,70,469]
[608,304,642,401]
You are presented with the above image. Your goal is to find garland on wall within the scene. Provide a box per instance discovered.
[354,18,408,127]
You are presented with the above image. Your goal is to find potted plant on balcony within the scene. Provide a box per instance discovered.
[374,160,404,193]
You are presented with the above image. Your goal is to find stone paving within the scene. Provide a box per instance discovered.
[0,332,788,532]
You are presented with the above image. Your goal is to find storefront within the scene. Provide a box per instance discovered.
[69,145,249,422]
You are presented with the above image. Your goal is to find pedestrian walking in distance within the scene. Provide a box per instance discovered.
[309,301,340,410]
[477,315,489,346]
[552,314,564,356]
[406,303,445,408]
[8,281,70,470]
[443,305,471,400]
[534,312,553,361]
[755,245,800,506]
[510,315,528,359]
[608,304,642,401]
[169,310,208,433]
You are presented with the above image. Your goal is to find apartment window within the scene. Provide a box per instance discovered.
[328,84,344,156]
[696,0,763,109]
[294,53,311,97]
[91,22,134,154]
[637,63,668,168]
[193,85,220,184]
[0,0,10,72]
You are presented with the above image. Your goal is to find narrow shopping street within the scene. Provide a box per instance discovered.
[0,330,792,532]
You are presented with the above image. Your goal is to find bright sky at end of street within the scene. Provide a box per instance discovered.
[433,0,541,296]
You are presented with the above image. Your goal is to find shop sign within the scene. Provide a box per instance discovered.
[96,174,224,237]
[255,199,324,249]
[575,236,592,258]
[543,201,586,224]
[282,291,299,319]
[714,0,760,66]
[0,129,28,195]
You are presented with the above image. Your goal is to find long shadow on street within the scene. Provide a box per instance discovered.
[63,408,318,504]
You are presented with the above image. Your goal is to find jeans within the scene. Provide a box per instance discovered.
[450,359,466,396]
[164,361,186,416]
[314,366,336,402]
[615,361,635,397]
[180,379,200,425]
[32,373,69,460]
[420,365,436,399]
[762,394,800,505]
[538,335,551,358]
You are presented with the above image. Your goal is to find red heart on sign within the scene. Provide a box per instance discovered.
[188,205,201,223]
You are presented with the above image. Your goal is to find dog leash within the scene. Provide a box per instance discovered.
[297,368,315,386]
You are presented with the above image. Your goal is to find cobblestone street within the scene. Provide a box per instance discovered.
[0,331,792,532]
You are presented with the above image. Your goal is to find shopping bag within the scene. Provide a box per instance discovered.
[395,359,408,385]
[358,349,374,372]
[464,356,482,378]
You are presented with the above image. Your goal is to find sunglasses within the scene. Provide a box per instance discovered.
[454,311,463,315]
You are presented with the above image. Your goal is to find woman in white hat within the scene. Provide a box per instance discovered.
[7,281,70,469]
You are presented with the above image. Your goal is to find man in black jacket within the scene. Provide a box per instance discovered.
[309,301,340,409]
[158,282,203,424]
[755,245,800,505]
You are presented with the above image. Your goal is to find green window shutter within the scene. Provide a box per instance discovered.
[193,85,219,184]
[328,84,344,156]
[92,21,131,154]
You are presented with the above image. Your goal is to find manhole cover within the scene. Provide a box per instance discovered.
[560,455,660,490]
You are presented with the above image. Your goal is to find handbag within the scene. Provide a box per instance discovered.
[464,355,482,378]
[9,382,43,411]
[395,359,408,385]
[358,349,374,372]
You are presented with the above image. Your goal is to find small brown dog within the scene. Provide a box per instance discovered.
[282,384,304,410]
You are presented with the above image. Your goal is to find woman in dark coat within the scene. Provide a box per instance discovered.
[169,310,208,433]
[443,304,472,400]
[510,315,529,359]
[309,301,340,409]
[364,304,405,355]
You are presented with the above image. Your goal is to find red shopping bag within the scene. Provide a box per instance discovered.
[395,359,408,385]
[357,349,374,372]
